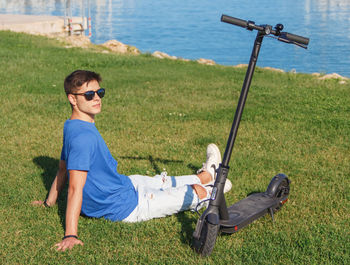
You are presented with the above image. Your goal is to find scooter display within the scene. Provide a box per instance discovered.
[193,14,309,256]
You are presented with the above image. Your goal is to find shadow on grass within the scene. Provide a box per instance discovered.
[120,155,185,174]
[247,190,264,196]
[187,163,200,174]
[176,211,198,247]
[33,156,67,229]
[176,163,203,246]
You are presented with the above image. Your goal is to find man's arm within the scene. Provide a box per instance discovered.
[55,169,87,251]
[32,160,68,207]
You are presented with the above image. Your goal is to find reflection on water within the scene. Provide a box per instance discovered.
[1,0,350,77]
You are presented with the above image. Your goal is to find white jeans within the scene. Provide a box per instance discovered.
[123,173,202,222]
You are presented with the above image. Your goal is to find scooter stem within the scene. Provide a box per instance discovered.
[214,31,265,220]
[222,31,264,166]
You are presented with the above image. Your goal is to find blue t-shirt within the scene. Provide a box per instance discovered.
[60,119,138,221]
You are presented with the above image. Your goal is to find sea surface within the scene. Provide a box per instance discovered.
[1,0,350,77]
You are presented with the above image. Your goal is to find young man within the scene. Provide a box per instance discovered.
[33,70,232,251]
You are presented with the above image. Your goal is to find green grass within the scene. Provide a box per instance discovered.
[0,31,349,264]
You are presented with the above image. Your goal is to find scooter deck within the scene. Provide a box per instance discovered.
[220,192,280,234]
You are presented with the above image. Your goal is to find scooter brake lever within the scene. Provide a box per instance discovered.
[277,36,308,49]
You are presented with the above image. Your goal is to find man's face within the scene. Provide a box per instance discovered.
[72,80,102,117]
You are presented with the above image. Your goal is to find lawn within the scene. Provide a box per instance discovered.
[0,31,349,264]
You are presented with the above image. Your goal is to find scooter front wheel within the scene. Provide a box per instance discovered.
[193,221,220,256]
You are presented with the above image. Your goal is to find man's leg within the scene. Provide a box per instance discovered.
[128,173,202,190]
[192,184,208,199]
[123,144,230,222]
[123,183,209,222]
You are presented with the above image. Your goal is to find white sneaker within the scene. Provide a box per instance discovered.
[197,143,221,178]
[197,143,232,193]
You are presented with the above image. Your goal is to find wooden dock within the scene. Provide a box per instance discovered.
[0,14,85,36]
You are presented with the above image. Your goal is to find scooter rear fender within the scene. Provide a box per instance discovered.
[265,173,290,198]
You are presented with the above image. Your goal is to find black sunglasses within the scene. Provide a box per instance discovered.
[72,88,105,101]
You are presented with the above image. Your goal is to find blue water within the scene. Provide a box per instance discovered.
[1,0,350,77]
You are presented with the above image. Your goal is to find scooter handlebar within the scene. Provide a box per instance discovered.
[221,14,310,47]
[281,32,309,45]
[221,15,247,28]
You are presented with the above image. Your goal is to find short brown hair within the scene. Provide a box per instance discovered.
[64,70,102,95]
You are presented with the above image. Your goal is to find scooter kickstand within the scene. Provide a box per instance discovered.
[268,208,275,223]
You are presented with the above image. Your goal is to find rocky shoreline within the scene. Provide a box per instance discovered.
[60,35,349,83]
[6,26,350,83]
[62,36,219,66]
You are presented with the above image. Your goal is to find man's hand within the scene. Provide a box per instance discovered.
[31,200,46,207]
[55,237,84,251]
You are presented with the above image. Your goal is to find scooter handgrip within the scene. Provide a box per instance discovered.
[221,15,247,28]
[284,32,309,45]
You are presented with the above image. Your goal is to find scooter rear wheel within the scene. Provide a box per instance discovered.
[275,178,290,198]
[193,221,220,256]
[273,177,290,212]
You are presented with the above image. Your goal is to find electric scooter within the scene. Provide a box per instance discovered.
[192,14,309,256]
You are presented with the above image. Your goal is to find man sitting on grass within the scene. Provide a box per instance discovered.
[33,70,232,251]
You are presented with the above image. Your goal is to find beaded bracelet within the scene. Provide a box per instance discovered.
[62,235,78,240]
[43,199,50,208]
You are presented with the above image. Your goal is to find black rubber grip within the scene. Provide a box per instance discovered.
[221,15,247,28]
[284,32,309,45]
